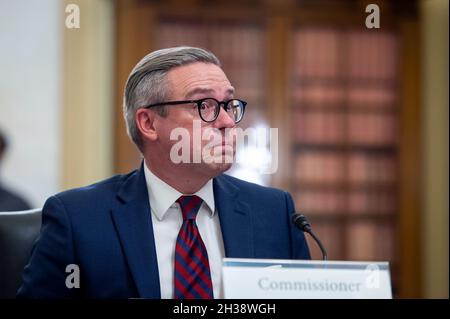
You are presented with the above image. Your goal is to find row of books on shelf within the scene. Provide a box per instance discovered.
[347,112,398,145]
[210,26,265,66]
[294,190,397,214]
[223,64,265,95]
[291,84,397,106]
[293,152,397,184]
[346,31,398,80]
[293,110,398,145]
[157,21,267,94]
[158,21,265,64]
[292,29,397,80]
[292,28,340,78]
[306,220,395,262]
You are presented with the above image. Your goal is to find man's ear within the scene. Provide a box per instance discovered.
[135,108,158,142]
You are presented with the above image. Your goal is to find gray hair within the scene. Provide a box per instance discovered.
[123,46,221,150]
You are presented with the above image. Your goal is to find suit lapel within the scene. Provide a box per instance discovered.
[214,175,254,258]
[110,170,253,298]
[111,164,161,298]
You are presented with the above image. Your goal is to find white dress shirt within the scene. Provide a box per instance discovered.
[144,163,225,299]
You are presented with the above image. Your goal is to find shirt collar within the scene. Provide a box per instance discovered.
[143,162,216,221]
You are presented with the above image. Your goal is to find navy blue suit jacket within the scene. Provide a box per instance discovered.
[17,165,310,298]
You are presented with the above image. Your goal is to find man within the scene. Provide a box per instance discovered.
[0,130,31,212]
[17,47,310,298]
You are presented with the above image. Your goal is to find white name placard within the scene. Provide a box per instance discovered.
[222,258,392,299]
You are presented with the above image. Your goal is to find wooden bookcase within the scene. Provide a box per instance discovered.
[289,26,402,293]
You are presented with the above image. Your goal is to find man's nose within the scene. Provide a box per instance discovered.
[213,106,236,129]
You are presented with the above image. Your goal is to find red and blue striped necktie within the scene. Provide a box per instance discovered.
[174,195,214,299]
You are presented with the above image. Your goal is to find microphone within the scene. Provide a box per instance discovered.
[292,213,328,261]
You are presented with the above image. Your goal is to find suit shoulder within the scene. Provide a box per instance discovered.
[53,170,137,204]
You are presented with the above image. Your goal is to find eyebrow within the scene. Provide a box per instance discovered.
[185,87,235,99]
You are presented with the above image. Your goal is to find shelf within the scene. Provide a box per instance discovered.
[293,143,398,154]
[291,103,398,114]
[293,182,398,192]
[293,77,398,89]
[305,213,397,223]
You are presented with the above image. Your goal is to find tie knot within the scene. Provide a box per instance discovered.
[176,195,203,221]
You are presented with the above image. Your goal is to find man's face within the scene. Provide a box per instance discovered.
[153,62,237,178]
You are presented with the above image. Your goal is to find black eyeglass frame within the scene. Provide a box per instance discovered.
[142,98,247,123]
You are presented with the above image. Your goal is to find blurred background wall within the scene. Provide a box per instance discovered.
[0,0,62,207]
[421,0,448,299]
[0,0,447,298]
[62,0,114,190]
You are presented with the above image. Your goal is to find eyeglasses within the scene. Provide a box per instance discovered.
[142,98,247,124]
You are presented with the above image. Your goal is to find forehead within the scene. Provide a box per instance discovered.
[166,62,233,98]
